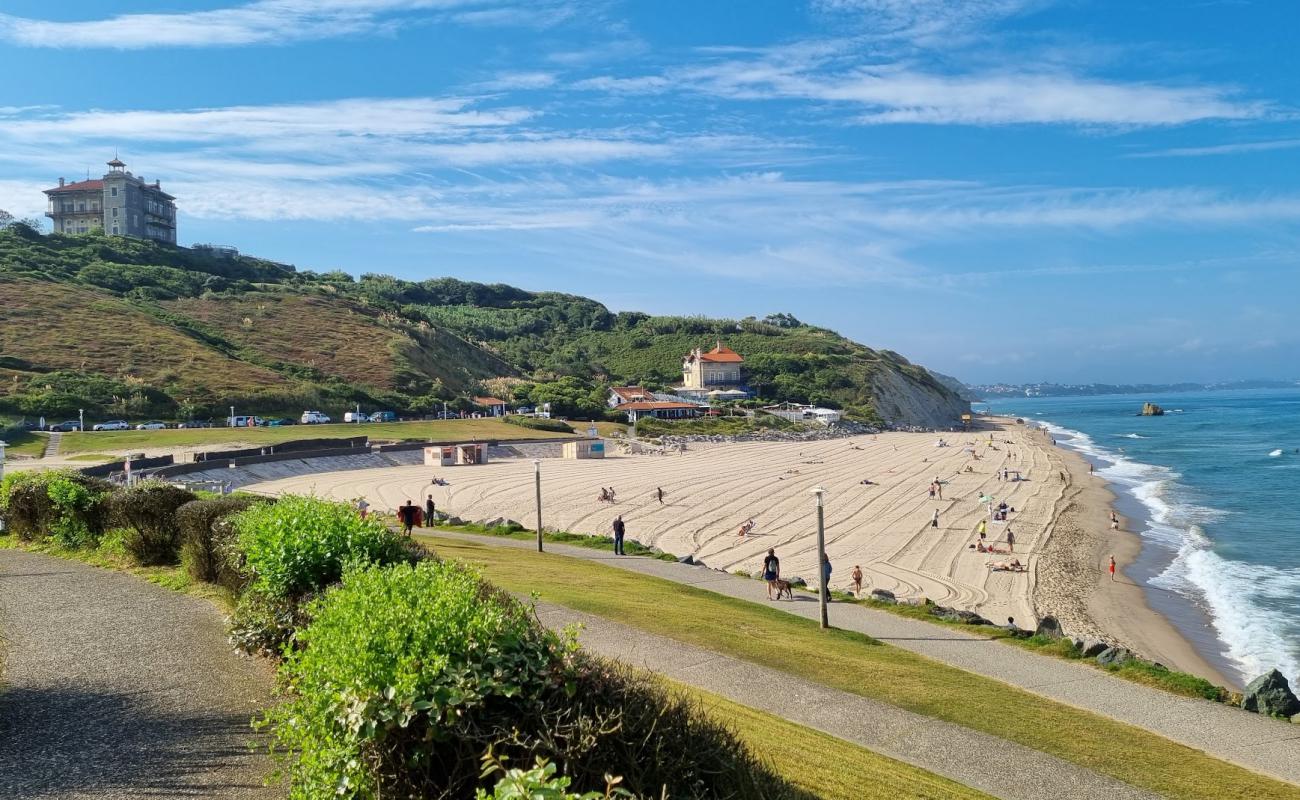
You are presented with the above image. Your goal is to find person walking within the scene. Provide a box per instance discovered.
[935,478,943,500]
[1109,555,1117,582]
[355,497,369,519]
[1109,510,1119,530]
[425,494,436,524]
[612,515,626,556]
[931,509,940,528]
[821,556,833,603]
[399,500,416,536]
[1006,528,1015,552]
[763,548,781,600]
[850,564,864,596]
[977,519,987,539]
[656,486,664,504]
[928,483,936,500]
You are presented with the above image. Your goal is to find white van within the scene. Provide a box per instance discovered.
[301,410,331,425]
[343,411,369,423]
[229,415,264,428]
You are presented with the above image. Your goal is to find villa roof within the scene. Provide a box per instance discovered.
[473,396,507,406]
[44,179,103,194]
[699,342,743,363]
[619,401,700,411]
[610,386,654,402]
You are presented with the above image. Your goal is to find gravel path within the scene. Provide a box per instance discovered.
[432,531,1300,786]
[0,549,279,799]
[536,602,1157,800]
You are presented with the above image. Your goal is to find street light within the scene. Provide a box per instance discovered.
[533,459,543,552]
[230,406,236,428]
[78,408,84,433]
[810,486,829,629]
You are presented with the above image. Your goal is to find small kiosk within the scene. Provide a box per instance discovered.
[562,439,605,460]
[424,443,489,467]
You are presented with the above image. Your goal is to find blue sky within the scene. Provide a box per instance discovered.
[1,1,1297,385]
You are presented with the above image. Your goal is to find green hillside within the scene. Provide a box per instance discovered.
[0,225,965,426]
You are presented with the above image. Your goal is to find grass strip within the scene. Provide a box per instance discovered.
[672,681,995,800]
[427,534,1300,800]
[55,417,577,455]
[3,430,49,458]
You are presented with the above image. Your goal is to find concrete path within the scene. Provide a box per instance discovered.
[537,603,1158,800]
[42,431,61,458]
[0,549,278,799]
[433,531,1300,786]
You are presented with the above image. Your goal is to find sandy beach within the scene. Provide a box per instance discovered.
[240,418,1226,684]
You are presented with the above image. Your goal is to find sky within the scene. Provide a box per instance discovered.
[0,0,1297,385]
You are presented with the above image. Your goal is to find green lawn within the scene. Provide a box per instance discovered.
[425,534,1300,800]
[3,430,49,458]
[58,418,578,454]
[677,682,994,800]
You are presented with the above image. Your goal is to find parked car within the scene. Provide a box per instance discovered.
[48,420,81,432]
[229,415,265,428]
[343,411,369,423]
[368,411,397,423]
[177,420,215,429]
[300,410,331,425]
[266,417,296,427]
[514,406,534,416]
[135,421,168,430]
[92,420,130,431]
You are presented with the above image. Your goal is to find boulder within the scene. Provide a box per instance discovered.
[504,519,524,530]
[1139,402,1164,417]
[955,610,992,626]
[1080,638,1109,658]
[1240,669,1300,718]
[870,589,897,604]
[677,554,695,565]
[1034,615,1064,640]
[1096,647,1133,667]
[445,516,466,526]
[480,516,505,528]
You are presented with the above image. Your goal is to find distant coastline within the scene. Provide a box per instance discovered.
[970,379,1298,400]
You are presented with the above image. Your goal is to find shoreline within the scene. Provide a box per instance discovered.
[1021,421,1236,688]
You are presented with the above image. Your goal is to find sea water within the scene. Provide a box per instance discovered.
[981,388,1300,686]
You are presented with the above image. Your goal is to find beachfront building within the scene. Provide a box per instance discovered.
[618,401,704,424]
[608,386,657,408]
[44,158,177,243]
[472,396,508,417]
[674,342,751,401]
[762,402,842,425]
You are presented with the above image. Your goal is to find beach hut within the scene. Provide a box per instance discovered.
[424,443,489,467]
[562,439,605,459]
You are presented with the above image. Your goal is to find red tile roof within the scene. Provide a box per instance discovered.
[45,179,103,194]
[473,396,507,406]
[699,343,743,363]
[610,386,654,402]
[619,401,702,411]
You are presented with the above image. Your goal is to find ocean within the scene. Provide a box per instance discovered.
[981,388,1300,687]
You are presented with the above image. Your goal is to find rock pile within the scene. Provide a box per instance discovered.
[1139,402,1165,416]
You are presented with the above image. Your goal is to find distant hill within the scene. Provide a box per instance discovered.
[971,380,1300,399]
[0,227,967,427]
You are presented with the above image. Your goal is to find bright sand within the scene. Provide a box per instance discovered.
[246,419,1230,685]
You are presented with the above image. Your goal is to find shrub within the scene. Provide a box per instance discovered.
[0,470,111,544]
[264,561,798,799]
[503,415,575,434]
[110,482,199,565]
[228,587,316,658]
[232,494,414,600]
[176,495,268,589]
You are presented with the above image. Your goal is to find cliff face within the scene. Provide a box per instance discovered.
[869,367,971,429]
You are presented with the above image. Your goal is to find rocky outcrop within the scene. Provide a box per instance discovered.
[869,588,897,604]
[1034,615,1064,640]
[1139,402,1164,416]
[1096,647,1134,667]
[869,365,971,429]
[1240,669,1300,718]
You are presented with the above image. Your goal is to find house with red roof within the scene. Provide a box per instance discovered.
[674,341,750,400]
[472,396,508,417]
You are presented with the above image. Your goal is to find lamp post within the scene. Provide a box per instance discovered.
[230,406,236,428]
[78,408,84,433]
[533,459,543,552]
[811,486,828,629]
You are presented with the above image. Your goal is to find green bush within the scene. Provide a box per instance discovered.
[264,561,798,799]
[503,415,575,434]
[232,494,414,600]
[176,495,268,589]
[0,470,111,544]
[228,587,317,658]
[110,482,198,565]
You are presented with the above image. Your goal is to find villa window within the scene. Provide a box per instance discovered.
[111,187,118,197]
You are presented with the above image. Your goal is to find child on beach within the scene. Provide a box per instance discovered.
[1109,555,1116,581]
[1110,510,1119,530]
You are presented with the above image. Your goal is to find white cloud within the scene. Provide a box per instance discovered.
[0,0,573,49]
[811,0,1040,46]
[1128,139,1300,158]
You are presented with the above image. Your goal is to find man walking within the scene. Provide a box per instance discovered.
[399,500,416,536]
[763,548,781,600]
[821,555,833,603]
[612,514,626,555]
[425,493,437,525]
[656,486,664,504]
[931,509,940,528]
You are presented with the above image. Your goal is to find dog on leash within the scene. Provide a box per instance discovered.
[770,578,793,600]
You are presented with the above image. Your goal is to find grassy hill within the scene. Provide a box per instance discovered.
[0,226,966,426]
